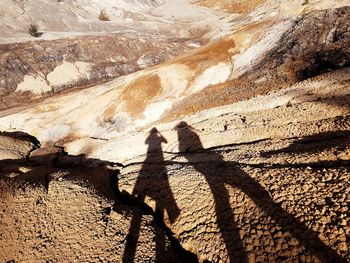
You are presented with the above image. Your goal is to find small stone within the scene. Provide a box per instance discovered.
[339,242,348,251]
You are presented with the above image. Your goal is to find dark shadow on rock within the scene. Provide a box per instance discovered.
[261,130,350,157]
[175,121,248,263]
[175,121,346,263]
[0,152,120,198]
[122,127,181,263]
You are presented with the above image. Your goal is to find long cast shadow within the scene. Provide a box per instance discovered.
[175,121,346,263]
[261,130,350,157]
[122,127,181,263]
[175,122,248,262]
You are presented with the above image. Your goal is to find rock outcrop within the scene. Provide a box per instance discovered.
[0,34,198,110]
[0,131,39,160]
[0,155,188,262]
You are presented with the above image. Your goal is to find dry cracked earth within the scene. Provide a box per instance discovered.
[0,0,350,263]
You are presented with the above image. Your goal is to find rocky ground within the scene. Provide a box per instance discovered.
[0,33,200,110]
[1,77,349,261]
[1,67,349,262]
[0,0,224,109]
[0,0,349,262]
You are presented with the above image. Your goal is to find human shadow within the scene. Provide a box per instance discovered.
[175,121,346,263]
[122,127,181,263]
[175,121,248,262]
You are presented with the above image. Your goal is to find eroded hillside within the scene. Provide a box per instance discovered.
[0,0,349,262]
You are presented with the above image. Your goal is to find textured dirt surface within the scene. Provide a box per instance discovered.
[117,71,350,263]
[0,153,193,262]
[120,153,349,262]
[0,1,350,263]
[0,66,349,262]
[1,120,349,262]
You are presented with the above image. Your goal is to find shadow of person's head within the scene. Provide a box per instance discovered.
[174,121,189,130]
[149,127,159,134]
[174,121,203,153]
[145,127,168,154]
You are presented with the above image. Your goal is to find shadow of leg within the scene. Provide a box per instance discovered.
[211,183,248,263]
[155,218,167,263]
[122,211,142,263]
[191,161,248,262]
[229,165,346,263]
[175,122,346,262]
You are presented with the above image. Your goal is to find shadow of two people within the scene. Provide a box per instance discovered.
[123,122,346,263]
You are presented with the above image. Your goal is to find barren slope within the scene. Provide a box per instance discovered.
[0,1,349,263]
[0,7,349,160]
[0,0,224,109]
[1,0,347,111]
[0,67,349,261]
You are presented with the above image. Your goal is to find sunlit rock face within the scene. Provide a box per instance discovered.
[0,34,199,110]
[0,1,350,262]
[0,0,221,109]
[0,5,349,160]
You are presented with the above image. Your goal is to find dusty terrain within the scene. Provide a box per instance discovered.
[0,34,199,110]
[0,0,349,262]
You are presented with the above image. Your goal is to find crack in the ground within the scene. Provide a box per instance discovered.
[89,136,109,141]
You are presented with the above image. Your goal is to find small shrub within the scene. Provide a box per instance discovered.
[28,23,42,37]
[98,10,110,21]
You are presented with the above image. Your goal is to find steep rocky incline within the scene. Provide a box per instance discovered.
[1,0,347,112]
[0,1,350,263]
[0,81,349,262]
[0,34,199,110]
[165,6,350,120]
[0,0,222,109]
[0,7,349,153]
